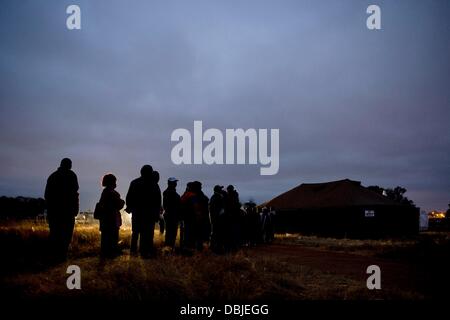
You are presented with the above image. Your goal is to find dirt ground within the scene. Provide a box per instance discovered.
[245,243,424,293]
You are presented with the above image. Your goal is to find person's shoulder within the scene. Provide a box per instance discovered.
[47,170,58,180]
[103,188,120,198]
[130,177,141,185]
[112,189,121,197]
[68,170,78,178]
[100,188,109,199]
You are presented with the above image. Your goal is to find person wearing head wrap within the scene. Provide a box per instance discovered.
[97,173,124,257]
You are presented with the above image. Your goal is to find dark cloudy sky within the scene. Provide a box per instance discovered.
[1,0,449,212]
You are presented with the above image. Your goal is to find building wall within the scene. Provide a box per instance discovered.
[274,205,419,238]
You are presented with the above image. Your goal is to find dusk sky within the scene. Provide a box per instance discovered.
[1,0,449,212]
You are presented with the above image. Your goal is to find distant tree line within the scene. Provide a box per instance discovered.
[0,196,46,220]
[367,185,416,207]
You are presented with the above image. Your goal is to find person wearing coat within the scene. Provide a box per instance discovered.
[98,174,124,258]
[163,177,181,248]
[180,182,196,250]
[192,181,210,251]
[125,165,161,257]
[44,158,79,261]
[209,185,226,253]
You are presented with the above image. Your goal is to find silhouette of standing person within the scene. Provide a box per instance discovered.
[98,174,124,258]
[225,185,241,251]
[245,202,261,246]
[163,177,181,248]
[44,158,79,261]
[191,181,210,251]
[180,182,196,250]
[126,165,161,257]
[209,185,226,253]
[152,171,165,236]
[261,207,275,243]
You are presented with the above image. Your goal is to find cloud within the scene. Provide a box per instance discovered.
[0,0,449,211]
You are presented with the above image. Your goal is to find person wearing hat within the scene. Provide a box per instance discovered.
[209,185,226,253]
[163,177,181,248]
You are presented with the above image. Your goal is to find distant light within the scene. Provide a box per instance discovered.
[428,211,446,219]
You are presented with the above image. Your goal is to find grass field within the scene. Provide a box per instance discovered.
[0,220,448,301]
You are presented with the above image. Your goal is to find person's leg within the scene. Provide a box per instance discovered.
[159,218,165,234]
[184,220,194,249]
[140,222,155,257]
[102,228,115,257]
[61,217,75,258]
[182,222,189,248]
[50,222,65,261]
[112,227,120,255]
[164,221,171,246]
[48,218,57,257]
[214,223,223,253]
[130,216,139,253]
[131,231,139,253]
[179,221,185,249]
[170,221,178,247]
[100,229,107,256]
[149,221,155,252]
[51,219,69,261]
[193,220,203,251]
[164,220,175,247]
[139,228,147,256]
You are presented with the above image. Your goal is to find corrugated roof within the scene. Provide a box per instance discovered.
[264,179,403,210]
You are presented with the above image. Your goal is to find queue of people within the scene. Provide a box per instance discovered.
[44,158,275,260]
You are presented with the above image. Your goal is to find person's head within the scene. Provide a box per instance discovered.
[102,173,117,189]
[140,165,153,178]
[192,181,202,193]
[152,170,160,183]
[60,158,72,170]
[227,185,235,193]
[186,182,194,192]
[213,185,224,193]
[168,177,178,188]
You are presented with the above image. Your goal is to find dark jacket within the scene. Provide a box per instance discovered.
[163,187,181,220]
[99,188,124,231]
[209,192,224,224]
[126,176,161,222]
[225,190,241,216]
[44,167,79,219]
[181,191,196,223]
[195,191,210,241]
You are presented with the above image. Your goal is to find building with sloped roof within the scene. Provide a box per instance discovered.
[263,179,419,237]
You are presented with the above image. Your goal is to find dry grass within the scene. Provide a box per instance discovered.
[0,221,435,301]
